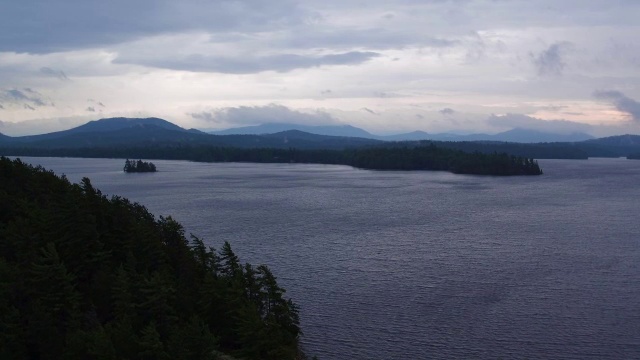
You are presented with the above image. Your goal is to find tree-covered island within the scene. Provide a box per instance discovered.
[7,143,543,176]
[0,157,304,360]
[124,159,157,173]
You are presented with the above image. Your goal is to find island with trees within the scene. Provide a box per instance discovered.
[124,159,157,173]
[0,157,304,360]
[6,143,543,176]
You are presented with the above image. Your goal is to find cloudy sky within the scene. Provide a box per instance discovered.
[1,0,640,136]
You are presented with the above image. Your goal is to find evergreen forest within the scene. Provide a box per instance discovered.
[0,157,303,360]
[1,143,542,176]
[124,159,157,173]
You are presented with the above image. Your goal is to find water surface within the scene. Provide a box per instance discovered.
[16,157,640,359]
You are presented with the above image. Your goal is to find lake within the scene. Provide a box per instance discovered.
[16,157,640,359]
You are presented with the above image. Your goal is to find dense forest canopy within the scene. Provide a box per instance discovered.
[0,143,542,176]
[0,157,303,360]
[124,159,157,173]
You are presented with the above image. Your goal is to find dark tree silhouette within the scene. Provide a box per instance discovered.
[124,159,157,173]
[0,157,303,360]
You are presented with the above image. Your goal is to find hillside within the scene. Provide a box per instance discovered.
[586,134,640,146]
[1,117,639,160]
[210,122,374,138]
[210,123,594,143]
[0,118,381,150]
[0,157,302,359]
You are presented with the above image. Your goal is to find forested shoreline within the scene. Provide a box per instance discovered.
[0,143,543,175]
[0,157,304,360]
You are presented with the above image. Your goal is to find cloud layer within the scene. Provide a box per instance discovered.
[115,51,381,74]
[1,0,640,136]
[594,90,640,122]
[191,104,339,126]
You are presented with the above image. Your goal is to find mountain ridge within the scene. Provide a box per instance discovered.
[208,122,594,143]
[0,118,382,150]
[1,117,639,158]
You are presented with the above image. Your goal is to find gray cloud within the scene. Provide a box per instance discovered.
[0,0,306,53]
[0,104,4,109]
[283,27,456,51]
[40,67,69,81]
[115,51,380,73]
[7,89,32,101]
[361,107,378,115]
[88,99,106,107]
[540,105,567,112]
[192,104,338,126]
[189,111,216,122]
[0,0,459,55]
[439,108,455,115]
[24,104,36,111]
[531,42,572,77]
[594,90,640,122]
[487,113,593,134]
[1,89,48,108]
[86,106,96,112]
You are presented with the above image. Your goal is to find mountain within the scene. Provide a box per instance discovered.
[384,128,593,142]
[210,123,593,143]
[262,130,383,148]
[65,117,186,133]
[209,122,375,138]
[2,117,637,160]
[488,128,594,143]
[577,134,640,157]
[14,117,190,143]
[0,117,381,150]
[586,134,640,146]
[380,131,432,141]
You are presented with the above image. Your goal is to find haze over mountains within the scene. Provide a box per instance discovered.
[208,122,595,143]
[1,117,640,159]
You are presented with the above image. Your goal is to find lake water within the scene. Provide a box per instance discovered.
[15,157,640,359]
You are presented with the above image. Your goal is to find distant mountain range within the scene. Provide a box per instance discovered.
[1,117,640,159]
[209,122,594,143]
[210,123,373,138]
[0,117,381,150]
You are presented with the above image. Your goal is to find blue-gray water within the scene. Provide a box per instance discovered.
[17,157,640,359]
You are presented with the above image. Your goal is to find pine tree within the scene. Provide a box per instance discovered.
[138,322,170,360]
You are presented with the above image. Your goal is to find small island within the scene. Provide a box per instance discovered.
[123,159,157,173]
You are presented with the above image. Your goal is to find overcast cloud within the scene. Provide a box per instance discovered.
[1,0,640,136]
[193,104,339,127]
[594,90,640,122]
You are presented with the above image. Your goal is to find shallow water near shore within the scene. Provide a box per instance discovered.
[17,157,640,360]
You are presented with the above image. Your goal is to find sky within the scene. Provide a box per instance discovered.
[1,0,640,136]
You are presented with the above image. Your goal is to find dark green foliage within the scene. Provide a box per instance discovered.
[124,159,157,173]
[3,142,542,175]
[0,157,301,359]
